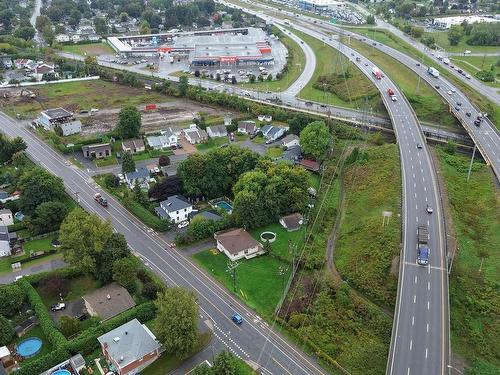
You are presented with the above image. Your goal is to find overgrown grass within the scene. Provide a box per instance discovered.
[335,144,401,307]
[193,250,291,318]
[266,146,284,158]
[423,30,500,54]
[435,149,500,371]
[294,30,383,113]
[450,55,500,88]
[36,274,101,307]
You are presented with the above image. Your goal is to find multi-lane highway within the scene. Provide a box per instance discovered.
[0,112,328,375]
[222,2,450,374]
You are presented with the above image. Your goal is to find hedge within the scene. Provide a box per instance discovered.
[8,222,26,232]
[26,267,82,286]
[17,279,68,349]
[16,249,57,265]
[14,348,71,375]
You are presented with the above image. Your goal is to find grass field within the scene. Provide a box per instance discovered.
[61,42,115,56]
[1,80,170,118]
[436,149,500,371]
[293,30,383,113]
[335,144,401,307]
[344,36,461,129]
[196,137,228,151]
[193,250,291,318]
[249,222,305,261]
[266,146,284,158]
[423,30,500,54]
[450,55,500,88]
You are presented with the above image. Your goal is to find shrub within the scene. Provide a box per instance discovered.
[59,316,82,337]
[37,274,70,299]
[14,348,70,375]
[0,314,14,345]
[0,284,25,316]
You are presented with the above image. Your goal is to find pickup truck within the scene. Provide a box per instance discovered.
[94,193,108,207]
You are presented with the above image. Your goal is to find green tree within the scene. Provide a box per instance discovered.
[116,106,141,139]
[29,201,69,235]
[212,351,238,374]
[154,288,199,358]
[112,257,139,292]
[178,76,189,96]
[96,233,131,283]
[18,168,66,214]
[42,24,55,45]
[448,25,463,46]
[14,26,36,40]
[192,362,212,375]
[35,15,51,32]
[366,15,375,24]
[299,121,332,161]
[59,316,81,337]
[104,174,120,188]
[94,17,108,35]
[59,208,114,274]
[121,152,136,173]
[139,20,151,34]
[158,155,170,166]
[0,9,15,30]
[0,134,27,163]
[411,26,424,38]
[0,284,25,316]
[0,315,14,346]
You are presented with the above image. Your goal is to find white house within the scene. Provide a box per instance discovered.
[0,226,11,258]
[261,125,285,143]
[214,228,264,261]
[281,134,300,148]
[146,128,178,150]
[0,209,14,226]
[0,190,20,204]
[237,121,256,135]
[183,124,208,144]
[55,34,70,43]
[32,63,56,81]
[124,167,150,189]
[155,195,193,223]
[206,125,227,138]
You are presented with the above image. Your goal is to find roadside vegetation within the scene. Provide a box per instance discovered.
[293,30,383,113]
[422,29,500,55]
[435,148,500,374]
[449,55,499,88]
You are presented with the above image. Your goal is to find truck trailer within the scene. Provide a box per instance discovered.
[428,67,440,78]
[417,225,430,265]
[372,66,383,80]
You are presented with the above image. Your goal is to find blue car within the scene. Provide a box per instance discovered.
[231,313,243,325]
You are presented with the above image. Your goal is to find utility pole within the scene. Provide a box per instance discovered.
[226,261,240,292]
[278,265,288,292]
[288,240,298,274]
[466,144,477,182]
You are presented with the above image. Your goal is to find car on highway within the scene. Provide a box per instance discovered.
[434,85,440,89]
[456,102,462,106]
[474,119,481,127]
[417,247,430,266]
[416,143,423,149]
[231,313,243,325]
[51,303,66,311]
[391,96,398,102]
[177,221,189,229]
[447,91,453,95]
[454,106,460,111]
[426,205,433,214]
[416,62,420,66]
[466,112,471,117]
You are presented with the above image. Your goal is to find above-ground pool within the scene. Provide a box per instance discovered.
[51,370,71,375]
[17,337,42,358]
[215,200,233,213]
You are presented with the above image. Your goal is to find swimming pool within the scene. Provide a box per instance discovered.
[17,337,42,358]
[215,200,233,213]
[51,370,71,375]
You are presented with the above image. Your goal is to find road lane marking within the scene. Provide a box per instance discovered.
[412,316,414,326]
[414,275,418,284]
[428,301,430,310]
[413,295,416,304]
[410,340,413,351]
[426,348,428,359]
[427,323,430,333]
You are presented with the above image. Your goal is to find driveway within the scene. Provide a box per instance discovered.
[0,257,67,285]
[50,298,86,323]
[238,139,267,155]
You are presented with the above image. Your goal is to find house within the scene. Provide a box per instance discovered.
[298,159,321,173]
[214,228,264,261]
[122,139,145,154]
[124,168,150,189]
[38,108,82,136]
[155,195,193,223]
[0,190,20,204]
[206,125,227,138]
[14,59,33,69]
[0,209,13,226]
[237,121,257,135]
[261,125,285,143]
[279,213,304,232]
[97,319,161,375]
[1,58,12,69]
[33,63,56,81]
[183,124,208,144]
[55,34,70,42]
[257,115,272,122]
[83,283,136,321]
[0,226,11,258]
[282,145,302,163]
[282,134,300,148]
[82,143,112,159]
[146,128,178,150]
[190,210,224,222]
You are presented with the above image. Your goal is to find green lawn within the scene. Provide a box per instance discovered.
[61,42,115,56]
[308,172,321,190]
[132,149,174,161]
[23,236,59,254]
[193,250,291,318]
[335,144,401,307]
[423,30,500,54]
[450,55,500,88]
[266,146,284,158]
[249,223,305,261]
[240,27,306,92]
[15,325,54,367]
[436,149,500,372]
[196,137,228,151]
[1,80,170,118]
[294,30,383,113]
[345,36,461,129]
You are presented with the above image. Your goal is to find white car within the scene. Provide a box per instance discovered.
[426,205,433,214]
[391,96,398,102]
[117,173,124,180]
[447,91,453,95]
[177,221,189,229]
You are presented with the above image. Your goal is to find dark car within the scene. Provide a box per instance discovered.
[75,313,88,321]
[456,102,462,106]
[454,106,460,111]
[417,246,430,266]
[474,119,481,127]
[466,112,471,117]
[416,62,420,66]
[434,85,440,89]
[231,313,243,325]
[417,143,423,149]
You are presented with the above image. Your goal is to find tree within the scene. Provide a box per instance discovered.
[94,17,108,35]
[18,168,66,214]
[411,26,424,38]
[0,284,25,316]
[212,351,238,374]
[116,106,141,139]
[192,362,212,375]
[139,20,151,34]
[121,152,136,174]
[0,315,14,346]
[154,288,199,358]
[366,14,375,24]
[29,201,69,235]
[42,24,55,45]
[0,134,27,163]
[14,26,36,40]
[299,121,332,161]
[148,176,182,201]
[0,9,15,30]
[95,233,131,283]
[35,15,51,32]
[69,9,82,27]
[158,155,170,166]
[448,25,463,46]
[104,174,120,188]
[59,208,114,274]
[112,257,139,292]
[120,12,129,22]
[179,76,189,96]
[59,316,81,337]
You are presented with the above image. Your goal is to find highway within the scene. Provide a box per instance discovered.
[0,112,328,375]
[222,2,450,374]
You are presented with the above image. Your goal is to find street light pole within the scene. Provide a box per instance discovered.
[467,144,477,182]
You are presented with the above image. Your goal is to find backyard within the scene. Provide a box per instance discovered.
[36,274,101,308]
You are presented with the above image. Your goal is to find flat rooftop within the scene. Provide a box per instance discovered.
[42,108,72,120]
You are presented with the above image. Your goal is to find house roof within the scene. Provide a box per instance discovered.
[280,213,304,231]
[160,195,192,213]
[82,143,111,152]
[207,125,227,135]
[0,209,12,215]
[42,108,72,120]
[0,346,10,359]
[0,226,9,242]
[185,129,200,142]
[70,354,85,369]
[125,167,149,182]
[298,159,321,172]
[82,283,136,321]
[282,134,299,144]
[161,128,176,138]
[192,210,223,221]
[97,318,160,369]
[0,191,8,200]
[146,136,163,148]
[267,126,283,138]
[122,139,145,150]
[214,228,261,255]
[260,124,272,135]
[282,145,302,162]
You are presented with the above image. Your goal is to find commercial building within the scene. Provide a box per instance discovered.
[38,108,82,136]
[82,143,112,159]
[298,0,345,12]
[432,15,499,29]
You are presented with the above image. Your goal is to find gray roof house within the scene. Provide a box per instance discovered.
[237,121,256,134]
[0,226,11,258]
[82,143,112,159]
[83,283,136,321]
[124,167,150,189]
[206,125,228,138]
[97,318,161,375]
[155,195,193,224]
